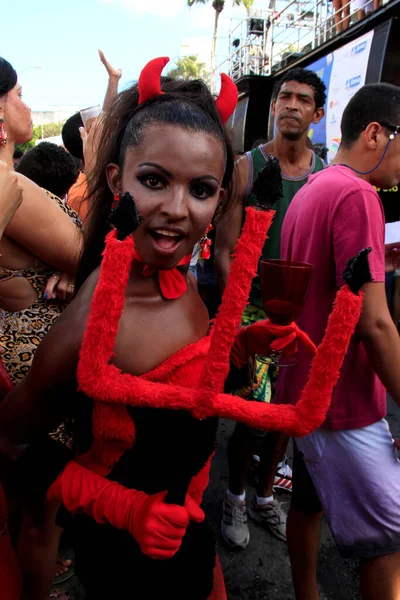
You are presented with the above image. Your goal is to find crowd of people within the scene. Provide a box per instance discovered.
[0,42,399,600]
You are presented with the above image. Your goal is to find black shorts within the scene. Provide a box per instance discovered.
[291,441,323,515]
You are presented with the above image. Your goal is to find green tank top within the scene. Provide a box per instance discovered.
[245,144,325,307]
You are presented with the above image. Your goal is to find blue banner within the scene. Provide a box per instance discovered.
[306,53,333,146]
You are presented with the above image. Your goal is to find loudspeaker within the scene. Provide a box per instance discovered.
[278,52,304,70]
[249,18,264,35]
[229,76,275,153]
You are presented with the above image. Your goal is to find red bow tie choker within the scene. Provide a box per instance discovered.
[132,249,192,300]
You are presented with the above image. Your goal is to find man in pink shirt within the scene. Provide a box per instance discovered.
[278,83,400,599]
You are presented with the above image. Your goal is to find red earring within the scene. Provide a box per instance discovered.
[112,194,120,209]
[200,224,213,260]
[0,117,7,148]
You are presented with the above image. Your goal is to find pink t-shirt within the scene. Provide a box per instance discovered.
[276,165,386,431]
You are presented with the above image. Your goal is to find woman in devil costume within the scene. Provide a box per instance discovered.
[0,58,365,600]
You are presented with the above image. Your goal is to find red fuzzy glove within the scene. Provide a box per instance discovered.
[47,461,204,560]
[231,319,317,369]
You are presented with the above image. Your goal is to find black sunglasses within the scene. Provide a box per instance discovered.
[379,121,400,137]
[362,121,399,139]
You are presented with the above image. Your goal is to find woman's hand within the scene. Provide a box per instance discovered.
[99,50,122,111]
[99,50,122,112]
[127,490,204,560]
[47,461,204,560]
[0,161,23,238]
[98,49,122,81]
[44,272,75,302]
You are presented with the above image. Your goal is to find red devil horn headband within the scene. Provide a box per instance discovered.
[138,56,169,104]
[138,57,238,124]
[215,73,238,124]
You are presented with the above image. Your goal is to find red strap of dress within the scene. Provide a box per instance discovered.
[132,249,192,300]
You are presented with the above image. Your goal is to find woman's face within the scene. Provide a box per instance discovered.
[1,82,32,144]
[107,122,226,269]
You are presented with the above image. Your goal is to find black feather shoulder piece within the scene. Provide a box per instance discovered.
[107,192,143,240]
[343,247,372,294]
[250,155,283,211]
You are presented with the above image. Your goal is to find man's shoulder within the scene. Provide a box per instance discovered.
[236,144,273,203]
[287,166,371,217]
[328,168,383,217]
[307,165,378,198]
[291,166,384,234]
[235,144,263,164]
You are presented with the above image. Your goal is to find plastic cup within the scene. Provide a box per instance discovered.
[80,105,101,132]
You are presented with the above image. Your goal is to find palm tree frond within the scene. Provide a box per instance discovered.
[168,56,208,80]
[233,0,255,12]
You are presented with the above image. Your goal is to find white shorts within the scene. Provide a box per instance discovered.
[294,419,400,558]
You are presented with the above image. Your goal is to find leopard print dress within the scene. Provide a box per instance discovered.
[0,191,82,446]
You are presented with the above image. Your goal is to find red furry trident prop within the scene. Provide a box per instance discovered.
[74,150,367,484]
[65,56,366,483]
[138,57,238,123]
[76,229,365,439]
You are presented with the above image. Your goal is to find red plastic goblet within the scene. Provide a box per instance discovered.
[260,259,313,366]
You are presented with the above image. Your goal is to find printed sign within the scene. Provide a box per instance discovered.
[307,29,375,161]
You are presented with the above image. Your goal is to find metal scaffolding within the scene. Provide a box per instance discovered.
[214,0,390,85]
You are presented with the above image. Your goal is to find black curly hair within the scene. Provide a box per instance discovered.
[16,141,79,199]
[273,67,326,110]
[13,147,24,160]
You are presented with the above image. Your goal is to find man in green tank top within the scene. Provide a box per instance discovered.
[246,142,325,306]
[215,68,326,550]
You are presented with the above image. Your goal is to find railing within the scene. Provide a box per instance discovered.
[269,0,333,71]
[210,0,391,88]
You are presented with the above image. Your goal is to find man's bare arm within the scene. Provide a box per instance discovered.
[357,281,400,407]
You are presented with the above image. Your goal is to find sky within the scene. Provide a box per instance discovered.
[4,0,266,111]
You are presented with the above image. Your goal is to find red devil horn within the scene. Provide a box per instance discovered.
[215,73,238,124]
[138,57,170,105]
